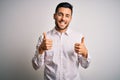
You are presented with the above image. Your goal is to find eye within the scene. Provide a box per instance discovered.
[66,14,70,18]
[57,12,63,16]
[66,14,71,18]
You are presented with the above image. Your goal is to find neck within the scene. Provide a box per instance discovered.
[55,26,67,34]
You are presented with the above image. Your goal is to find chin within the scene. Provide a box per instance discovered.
[55,22,69,30]
[60,26,66,29]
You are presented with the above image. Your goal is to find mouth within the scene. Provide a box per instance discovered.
[59,21,66,26]
[55,20,68,30]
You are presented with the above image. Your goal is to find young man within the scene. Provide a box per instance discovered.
[32,2,91,80]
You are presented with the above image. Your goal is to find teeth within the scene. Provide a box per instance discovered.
[61,22,65,25]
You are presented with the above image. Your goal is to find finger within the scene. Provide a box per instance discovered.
[46,47,52,50]
[75,49,83,54]
[46,45,52,48]
[75,43,80,46]
[75,46,82,49]
[45,40,53,45]
[43,32,47,40]
[46,45,52,50]
[75,49,81,54]
[45,41,52,46]
[75,45,79,49]
[47,39,53,43]
[81,36,84,44]
[43,44,52,50]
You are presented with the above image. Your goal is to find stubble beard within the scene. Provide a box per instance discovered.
[55,21,69,31]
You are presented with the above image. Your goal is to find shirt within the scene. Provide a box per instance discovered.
[32,28,91,80]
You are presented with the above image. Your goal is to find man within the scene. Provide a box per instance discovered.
[32,2,91,80]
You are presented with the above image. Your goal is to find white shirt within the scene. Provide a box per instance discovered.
[32,28,91,80]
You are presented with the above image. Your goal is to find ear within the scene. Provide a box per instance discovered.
[70,16,72,21]
[53,13,56,20]
[68,16,72,23]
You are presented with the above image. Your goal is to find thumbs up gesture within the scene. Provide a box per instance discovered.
[74,37,88,58]
[39,32,53,54]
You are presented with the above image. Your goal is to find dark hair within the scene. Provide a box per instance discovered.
[55,2,73,15]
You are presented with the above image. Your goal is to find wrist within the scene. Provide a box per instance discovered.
[39,46,44,54]
[82,51,88,58]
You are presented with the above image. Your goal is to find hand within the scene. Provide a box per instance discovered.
[74,37,88,58]
[39,32,53,54]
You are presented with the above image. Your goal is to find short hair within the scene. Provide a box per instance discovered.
[55,2,73,15]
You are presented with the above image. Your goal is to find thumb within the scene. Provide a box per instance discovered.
[81,36,85,44]
[43,32,47,40]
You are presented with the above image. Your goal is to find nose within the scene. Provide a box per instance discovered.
[61,15,66,21]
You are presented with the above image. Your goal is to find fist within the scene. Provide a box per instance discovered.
[40,32,53,51]
[74,37,88,58]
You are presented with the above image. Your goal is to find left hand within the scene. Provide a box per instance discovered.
[74,37,88,58]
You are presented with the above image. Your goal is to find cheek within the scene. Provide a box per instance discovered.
[55,17,60,22]
[68,18,71,22]
[65,17,71,22]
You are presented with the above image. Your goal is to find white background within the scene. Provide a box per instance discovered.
[0,0,120,80]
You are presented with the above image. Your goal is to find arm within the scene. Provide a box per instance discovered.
[78,53,91,69]
[32,32,53,70]
[32,35,45,70]
[75,36,91,69]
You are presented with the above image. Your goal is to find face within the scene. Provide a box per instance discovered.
[54,7,72,32]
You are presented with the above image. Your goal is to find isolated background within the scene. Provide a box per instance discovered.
[0,0,120,80]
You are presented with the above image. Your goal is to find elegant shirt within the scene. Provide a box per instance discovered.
[32,28,91,80]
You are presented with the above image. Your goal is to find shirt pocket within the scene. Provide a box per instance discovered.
[44,50,54,64]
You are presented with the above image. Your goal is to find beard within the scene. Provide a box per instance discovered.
[55,20,69,31]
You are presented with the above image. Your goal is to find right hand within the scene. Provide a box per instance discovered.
[74,36,88,58]
[39,32,53,54]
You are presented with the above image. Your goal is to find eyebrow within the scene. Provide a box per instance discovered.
[57,12,71,16]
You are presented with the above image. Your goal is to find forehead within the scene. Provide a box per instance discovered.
[57,7,72,15]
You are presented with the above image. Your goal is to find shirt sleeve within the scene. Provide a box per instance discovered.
[78,53,91,69]
[32,35,45,70]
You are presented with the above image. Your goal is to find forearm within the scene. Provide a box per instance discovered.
[78,53,91,69]
[32,50,44,70]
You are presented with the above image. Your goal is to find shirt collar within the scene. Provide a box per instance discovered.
[52,27,71,36]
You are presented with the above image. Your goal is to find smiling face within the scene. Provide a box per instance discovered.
[54,7,72,33]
